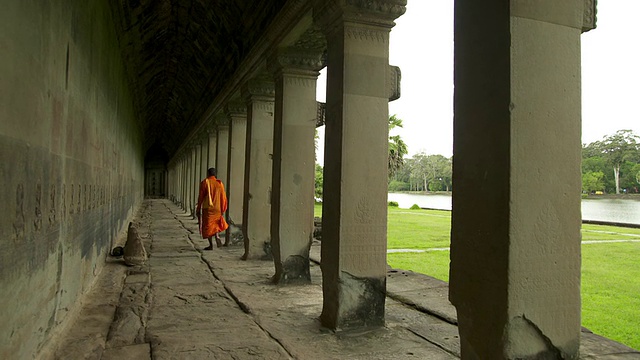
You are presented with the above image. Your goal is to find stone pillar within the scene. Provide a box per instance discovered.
[178,158,183,207]
[216,117,230,187]
[449,1,584,358]
[184,155,189,211]
[172,167,177,202]
[241,77,275,260]
[188,146,194,214]
[268,49,323,284]
[200,135,208,180]
[225,101,248,228]
[185,151,192,213]
[313,0,405,329]
[208,126,218,169]
[181,156,187,210]
[192,144,200,217]
[164,170,168,198]
[173,163,178,204]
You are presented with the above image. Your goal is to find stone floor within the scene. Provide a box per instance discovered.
[47,199,640,359]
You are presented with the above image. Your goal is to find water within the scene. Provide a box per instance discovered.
[388,192,640,225]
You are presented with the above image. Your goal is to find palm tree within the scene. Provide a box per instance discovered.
[388,115,408,180]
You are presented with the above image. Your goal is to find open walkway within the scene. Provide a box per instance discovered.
[49,199,640,359]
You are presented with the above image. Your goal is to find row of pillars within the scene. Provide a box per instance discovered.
[169,1,398,333]
[167,0,591,358]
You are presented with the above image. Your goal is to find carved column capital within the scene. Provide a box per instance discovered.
[313,0,406,32]
[268,24,327,75]
[269,47,325,76]
[241,75,276,102]
[224,101,248,118]
[582,0,597,33]
[213,113,230,127]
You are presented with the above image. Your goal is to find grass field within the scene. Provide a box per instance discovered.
[313,204,640,350]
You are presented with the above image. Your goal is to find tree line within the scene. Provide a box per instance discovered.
[316,118,640,196]
[582,130,640,194]
[388,115,453,192]
[390,153,452,192]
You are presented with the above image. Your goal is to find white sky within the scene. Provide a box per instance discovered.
[317,1,640,164]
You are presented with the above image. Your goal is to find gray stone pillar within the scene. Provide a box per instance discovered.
[183,154,189,211]
[191,145,199,217]
[225,102,248,228]
[313,0,405,329]
[241,77,275,260]
[181,156,187,210]
[200,135,208,180]
[216,118,230,187]
[185,147,193,214]
[178,158,183,207]
[208,126,218,169]
[268,49,323,284]
[450,1,584,358]
[174,163,179,204]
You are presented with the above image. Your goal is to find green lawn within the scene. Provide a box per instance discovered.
[314,204,640,350]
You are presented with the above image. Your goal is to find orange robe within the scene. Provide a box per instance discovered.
[196,176,229,238]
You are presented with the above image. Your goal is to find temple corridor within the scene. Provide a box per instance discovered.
[50,199,636,359]
[2,0,635,358]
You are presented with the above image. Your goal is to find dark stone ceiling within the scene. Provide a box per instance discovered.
[109,0,287,157]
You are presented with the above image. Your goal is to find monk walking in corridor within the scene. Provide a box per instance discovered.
[196,168,229,249]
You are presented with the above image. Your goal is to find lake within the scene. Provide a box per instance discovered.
[388,192,640,225]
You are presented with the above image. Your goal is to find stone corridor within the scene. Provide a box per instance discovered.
[47,200,640,359]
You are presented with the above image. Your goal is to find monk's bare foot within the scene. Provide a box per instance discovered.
[204,246,213,250]
[215,237,222,248]
[223,242,229,247]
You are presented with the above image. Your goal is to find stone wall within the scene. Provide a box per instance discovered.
[0,1,143,358]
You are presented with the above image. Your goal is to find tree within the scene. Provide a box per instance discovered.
[314,163,323,200]
[589,130,640,194]
[581,155,614,193]
[388,114,408,180]
[582,171,605,194]
[409,153,452,192]
[620,161,640,193]
[314,129,319,162]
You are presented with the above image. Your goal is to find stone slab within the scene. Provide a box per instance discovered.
[125,273,149,285]
[580,331,640,358]
[102,343,151,360]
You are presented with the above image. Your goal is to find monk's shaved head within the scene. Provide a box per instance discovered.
[207,168,217,177]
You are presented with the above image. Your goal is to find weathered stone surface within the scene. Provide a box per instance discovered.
[386,269,457,325]
[226,224,245,246]
[242,85,275,260]
[102,343,151,360]
[313,217,323,239]
[0,1,142,357]
[106,306,145,348]
[47,200,640,359]
[124,223,148,266]
[451,2,583,357]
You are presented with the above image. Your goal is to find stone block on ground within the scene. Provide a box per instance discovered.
[124,222,148,266]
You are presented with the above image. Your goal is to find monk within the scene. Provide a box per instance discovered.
[196,168,229,249]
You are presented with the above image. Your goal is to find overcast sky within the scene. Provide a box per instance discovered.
[316,1,640,164]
